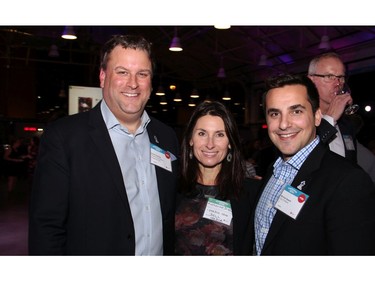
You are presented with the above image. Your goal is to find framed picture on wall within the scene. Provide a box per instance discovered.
[68,85,102,115]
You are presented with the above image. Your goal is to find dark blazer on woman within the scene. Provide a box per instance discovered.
[252,142,375,255]
[29,102,179,255]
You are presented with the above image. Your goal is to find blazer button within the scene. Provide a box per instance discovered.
[127,234,132,240]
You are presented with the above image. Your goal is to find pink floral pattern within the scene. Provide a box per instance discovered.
[175,184,233,255]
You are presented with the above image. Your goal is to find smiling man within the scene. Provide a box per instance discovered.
[29,35,179,255]
[253,73,375,255]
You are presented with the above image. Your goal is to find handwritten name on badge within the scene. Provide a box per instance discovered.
[203,198,232,226]
[150,143,172,172]
[275,185,309,220]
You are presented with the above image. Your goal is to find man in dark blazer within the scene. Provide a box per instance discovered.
[253,74,375,255]
[29,35,179,255]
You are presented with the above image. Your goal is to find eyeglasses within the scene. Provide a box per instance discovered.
[310,74,346,83]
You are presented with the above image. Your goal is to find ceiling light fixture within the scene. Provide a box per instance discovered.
[155,86,165,96]
[319,27,331,50]
[217,57,226,78]
[160,96,168,105]
[48,44,59,57]
[222,91,231,101]
[169,27,183,52]
[188,99,196,107]
[217,67,226,78]
[190,89,200,98]
[214,25,231,30]
[173,92,182,102]
[61,26,77,40]
[258,54,268,66]
[259,41,269,66]
[319,35,331,50]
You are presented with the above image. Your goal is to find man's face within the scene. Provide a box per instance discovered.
[99,46,153,125]
[265,84,322,160]
[309,57,345,110]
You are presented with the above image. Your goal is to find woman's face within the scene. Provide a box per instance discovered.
[190,115,230,169]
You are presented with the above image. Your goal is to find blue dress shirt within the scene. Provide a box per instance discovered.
[101,101,163,255]
[254,137,319,255]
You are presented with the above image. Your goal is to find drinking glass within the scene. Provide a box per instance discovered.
[336,83,359,115]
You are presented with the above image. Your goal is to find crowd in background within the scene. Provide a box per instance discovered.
[0,136,39,207]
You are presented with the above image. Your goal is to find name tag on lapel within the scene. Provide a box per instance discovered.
[275,185,309,220]
[343,135,355,151]
[150,143,172,172]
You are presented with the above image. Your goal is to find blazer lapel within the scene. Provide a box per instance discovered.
[87,104,130,207]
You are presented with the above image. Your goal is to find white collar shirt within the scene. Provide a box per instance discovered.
[323,115,345,157]
[101,101,163,255]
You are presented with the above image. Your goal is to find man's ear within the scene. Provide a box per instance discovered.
[315,108,322,127]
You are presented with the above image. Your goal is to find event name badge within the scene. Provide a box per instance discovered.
[203,198,232,226]
[343,135,355,151]
[275,185,309,220]
[150,143,172,172]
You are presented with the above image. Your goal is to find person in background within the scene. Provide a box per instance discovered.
[3,137,27,197]
[241,139,262,180]
[175,101,258,255]
[308,52,360,163]
[29,35,179,255]
[253,73,375,255]
[24,136,40,186]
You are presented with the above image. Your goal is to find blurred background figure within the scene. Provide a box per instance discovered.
[241,139,262,180]
[24,136,40,187]
[3,137,27,202]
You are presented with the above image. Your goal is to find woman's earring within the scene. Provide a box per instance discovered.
[226,151,232,162]
[189,148,193,159]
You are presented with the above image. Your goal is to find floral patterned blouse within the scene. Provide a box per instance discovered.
[175,183,233,255]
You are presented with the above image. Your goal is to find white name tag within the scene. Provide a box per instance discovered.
[275,185,309,220]
[343,135,355,151]
[203,198,232,226]
[150,143,172,172]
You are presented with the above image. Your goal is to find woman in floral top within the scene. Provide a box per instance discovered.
[175,101,259,255]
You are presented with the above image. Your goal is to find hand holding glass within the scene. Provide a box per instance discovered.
[336,83,359,115]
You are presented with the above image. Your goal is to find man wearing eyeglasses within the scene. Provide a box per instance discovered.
[308,53,375,183]
[308,52,359,164]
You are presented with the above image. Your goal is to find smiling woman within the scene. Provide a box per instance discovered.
[175,100,259,256]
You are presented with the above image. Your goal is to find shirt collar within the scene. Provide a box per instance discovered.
[100,100,150,134]
[273,136,320,178]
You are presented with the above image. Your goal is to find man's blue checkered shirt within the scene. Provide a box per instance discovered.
[254,137,319,255]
